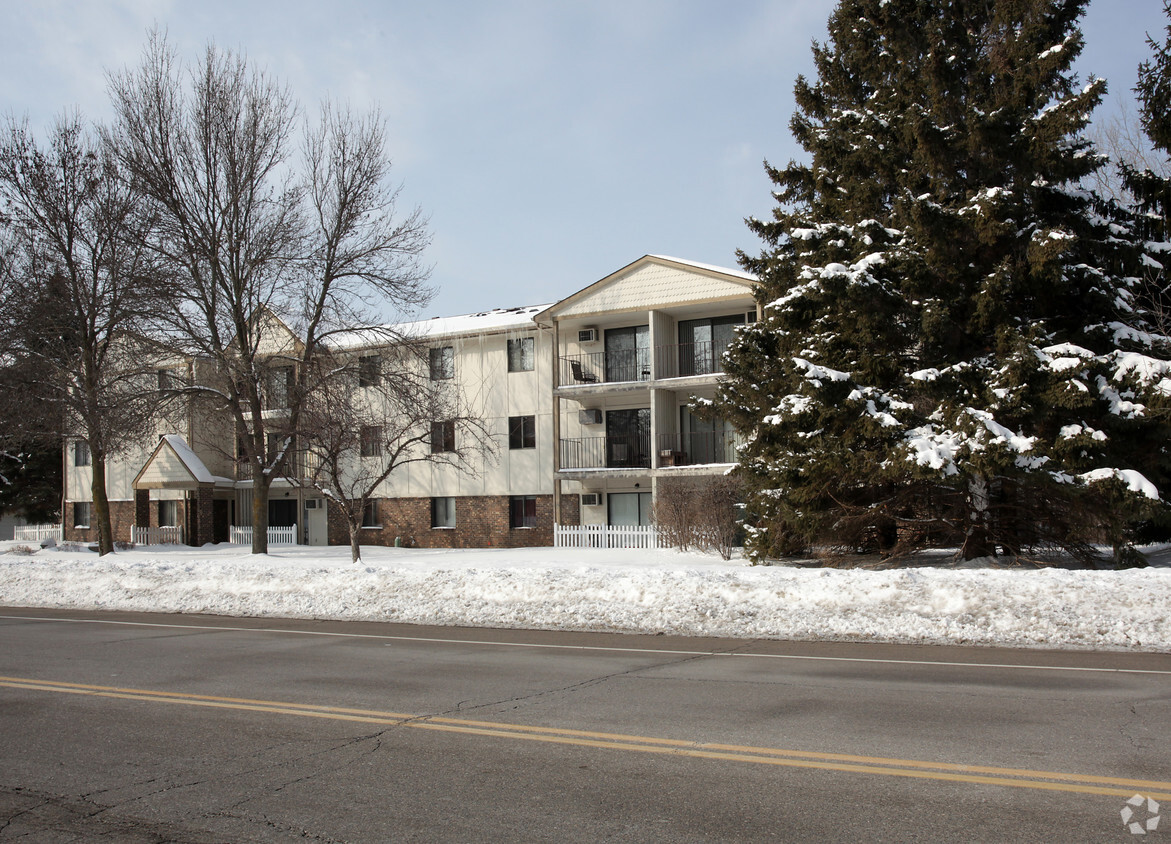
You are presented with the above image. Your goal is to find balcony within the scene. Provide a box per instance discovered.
[558,431,740,471]
[559,342,729,386]
[560,435,651,471]
[655,431,740,467]
[236,450,321,481]
[654,341,728,379]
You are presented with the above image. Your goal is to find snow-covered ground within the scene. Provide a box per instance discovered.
[0,541,1168,652]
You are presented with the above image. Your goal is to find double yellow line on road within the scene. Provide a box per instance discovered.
[2,674,1168,800]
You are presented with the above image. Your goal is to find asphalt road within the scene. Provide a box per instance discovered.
[0,608,1168,842]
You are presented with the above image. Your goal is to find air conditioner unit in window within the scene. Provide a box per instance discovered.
[580,493,601,507]
[578,327,598,343]
[579,408,603,425]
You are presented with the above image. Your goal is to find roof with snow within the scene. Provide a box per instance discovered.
[331,305,552,350]
[133,435,234,490]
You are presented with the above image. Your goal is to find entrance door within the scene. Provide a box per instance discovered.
[304,498,328,546]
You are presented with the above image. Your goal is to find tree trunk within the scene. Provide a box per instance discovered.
[91,453,114,556]
[349,521,362,563]
[251,474,270,554]
[961,474,995,560]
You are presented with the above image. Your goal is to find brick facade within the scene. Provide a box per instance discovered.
[64,500,136,545]
[327,494,580,549]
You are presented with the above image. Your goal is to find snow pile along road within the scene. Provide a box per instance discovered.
[0,543,1167,651]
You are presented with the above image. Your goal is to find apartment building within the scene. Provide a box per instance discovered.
[62,255,757,549]
[537,255,757,529]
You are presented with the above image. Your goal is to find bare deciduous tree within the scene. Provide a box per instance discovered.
[0,112,162,554]
[298,343,493,562]
[106,34,432,553]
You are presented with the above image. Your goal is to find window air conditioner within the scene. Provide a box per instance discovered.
[580,493,601,507]
[578,327,599,343]
[579,408,603,425]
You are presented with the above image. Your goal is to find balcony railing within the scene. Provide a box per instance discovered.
[236,450,321,481]
[655,432,740,467]
[560,351,650,385]
[560,435,651,470]
[654,342,727,379]
[560,343,729,385]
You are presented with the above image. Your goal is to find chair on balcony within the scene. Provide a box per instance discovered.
[570,360,599,383]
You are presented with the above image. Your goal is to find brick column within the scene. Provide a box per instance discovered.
[193,486,214,546]
[135,489,150,532]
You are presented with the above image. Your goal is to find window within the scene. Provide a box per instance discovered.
[361,425,383,458]
[358,355,381,388]
[431,420,456,453]
[158,499,179,527]
[72,440,91,467]
[362,499,380,528]
[157,369,177,390]
[267,366,294,409]
[507,337,534,372]
[431,497,456,528]
[429,346,454,380]
[508,415,536,449]
[510,495,537,529]
[73,501,91,528]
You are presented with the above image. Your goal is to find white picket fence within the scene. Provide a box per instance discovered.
[229,525,298,546]
[132,525,184,546]
[13,524,62,543]
[554,523,667,550]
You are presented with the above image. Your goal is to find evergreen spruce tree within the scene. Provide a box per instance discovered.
[717,0,1171,563]
[1125,3,1171,264]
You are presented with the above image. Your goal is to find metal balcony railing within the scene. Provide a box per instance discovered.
[560,435,652,470]
[236,450,321,481]
[654,341,726,379]
[560,351,651,385]
[655,431,740,467]
[560,342,730,385]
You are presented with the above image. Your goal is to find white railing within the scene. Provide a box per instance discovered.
[554,523,667,549]
[14,524,62,543]
[132,525,185,546]
[230,524,298,546]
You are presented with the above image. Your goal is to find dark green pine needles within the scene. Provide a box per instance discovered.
[715,0,1171,563]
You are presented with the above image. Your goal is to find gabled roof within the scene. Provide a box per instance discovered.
[535,255,757,324]
[133,435,233,490]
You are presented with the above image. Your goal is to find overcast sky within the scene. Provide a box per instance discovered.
[1,1,1166,319]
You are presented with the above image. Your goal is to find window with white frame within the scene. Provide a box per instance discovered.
[73,501,91,528]
[158,499,179,527]
[361,425,383,458]
[507,337,534,372]
[72,440,91,467]
[431,420,456,453]
[429,346,454,380]
[508,415,536,449]
[431,497,456,528]
[358,355,381,388]
[362,499,380,528]
[509,495,537,529]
